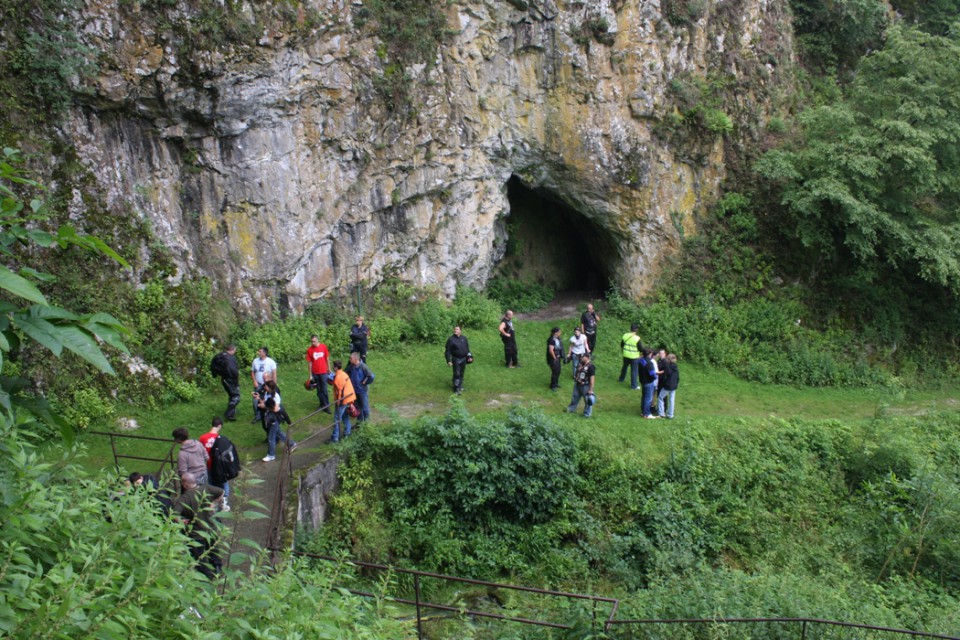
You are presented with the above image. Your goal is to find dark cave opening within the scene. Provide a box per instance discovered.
[497,175,614,295]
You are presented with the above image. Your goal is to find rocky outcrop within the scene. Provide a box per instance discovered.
[58,0,793,315]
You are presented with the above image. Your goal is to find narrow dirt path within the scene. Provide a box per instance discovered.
[221,411,337,572]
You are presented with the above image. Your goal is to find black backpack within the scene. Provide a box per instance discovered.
[210,353,226,378]
[210,435,241,483]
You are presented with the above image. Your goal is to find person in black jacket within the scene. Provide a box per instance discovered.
[444,325,471,394]
[546,327,564,391]
[349,316,371,362]
[210,344,240,421]
[657,353,680,419]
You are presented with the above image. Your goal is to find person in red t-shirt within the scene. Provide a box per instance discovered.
[306,334,331,412]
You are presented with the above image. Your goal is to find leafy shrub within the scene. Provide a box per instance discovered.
[61,387,115,433]
[164,378,202,402]
[408,297,452,344]
[233,315,337,366]
[0,428,413,638]
[451,285,501,329]
[326,403,579,576]
[606,288,895,388]
[485,276,554,313]
[366,315,410,352]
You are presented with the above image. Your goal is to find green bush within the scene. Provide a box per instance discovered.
[324,403,579,576]
[61,387,115,433]
[164,378,202,403]
[408,297,452,344]
[0,428,414,638]
[450,285,501,330]
[485,277,555,313]
[606,288,894,388]
[366,315,410,352]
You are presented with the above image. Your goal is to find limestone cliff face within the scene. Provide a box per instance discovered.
[60,0,793,315]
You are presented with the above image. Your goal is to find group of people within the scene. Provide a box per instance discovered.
[444,303,679,421]
[152,317,374,579]
[210,316,376,455]
[140,303,681,579]
[121,418,241,579]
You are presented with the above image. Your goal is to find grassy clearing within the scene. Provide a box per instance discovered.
[75,316,958,472]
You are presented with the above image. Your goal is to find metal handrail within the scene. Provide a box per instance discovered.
[264,401,338,562]
[89,430,179,479]
[606,617,960,639]
[281,549,618,636]
[273,550,959,640]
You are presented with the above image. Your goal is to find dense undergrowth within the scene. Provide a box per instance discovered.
[303,404,960,636]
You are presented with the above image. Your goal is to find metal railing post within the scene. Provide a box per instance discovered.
[109,434,119,473]
[414,573,423,640]
[801,619,807,640]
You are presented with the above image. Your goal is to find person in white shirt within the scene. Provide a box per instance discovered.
[567,326,590,377]
[250,346,277,422]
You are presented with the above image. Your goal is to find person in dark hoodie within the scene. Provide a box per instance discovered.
[173,427,209,487]
[444,325,471,394]
[657,353,680,419]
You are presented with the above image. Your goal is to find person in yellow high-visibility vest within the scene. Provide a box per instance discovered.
[617,323,643,390]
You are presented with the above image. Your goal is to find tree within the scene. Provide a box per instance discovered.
[757,26,960,295]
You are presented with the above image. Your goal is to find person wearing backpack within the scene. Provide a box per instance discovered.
[210,344,240,422]
[200,416,241,512]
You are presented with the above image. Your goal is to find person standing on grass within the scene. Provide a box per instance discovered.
[639,348,659,418]
[445,325,471,394]
[306,335,331,413]
[250,347,277,422]
[567,325,590,377]
[580,303,601,353]
[657,354,680,419]
[262,398,297,462]
[567,353,596,418]
[331,360,356,443]
[173,427,209,487]
[346,352,374,422]
[618,324,642,390]
[546,327,564,391]
[349,316,371,363]
[498,310,519,368]
[652,348,667,416]
[209,344,240,421]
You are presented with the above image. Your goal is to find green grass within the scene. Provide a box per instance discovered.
[74,316,960,472]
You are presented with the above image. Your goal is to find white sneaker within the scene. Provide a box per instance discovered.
[220,499,231,513]
[262,455,276,462]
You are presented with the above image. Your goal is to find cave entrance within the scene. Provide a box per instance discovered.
[496,175,613,295]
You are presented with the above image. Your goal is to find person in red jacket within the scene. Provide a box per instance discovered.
[306,334,331,412]
[331,360,356,443]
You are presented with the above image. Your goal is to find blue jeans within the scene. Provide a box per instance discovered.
[211,480,230,499]
[333,404,352,442]
[355,386,370,421]
[568,384,593,417]
[641,382,656,416]
[267,422,289,457]
[570,353,582,378]
[658,388,676,418]
[311,373,330,409]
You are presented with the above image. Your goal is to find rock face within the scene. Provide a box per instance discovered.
[59,0,793,315]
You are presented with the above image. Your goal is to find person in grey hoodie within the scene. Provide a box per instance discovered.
[173,427,209,487]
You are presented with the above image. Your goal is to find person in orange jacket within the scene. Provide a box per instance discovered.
[331,360,356,443]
